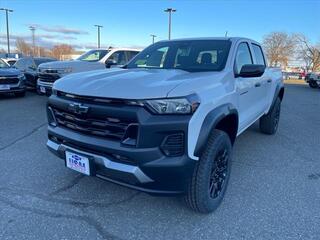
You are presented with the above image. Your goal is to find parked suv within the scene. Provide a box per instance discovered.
[0,58,26,97]
[37,48,140,95]
[47,37,284,213]
[14,57,56,89]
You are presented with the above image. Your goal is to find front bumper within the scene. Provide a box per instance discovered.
[47,96,195,195]
[37,80,53,95]
[0,81,26,94]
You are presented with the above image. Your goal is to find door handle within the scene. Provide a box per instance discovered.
[267,79,272,83]
[255,83,261,87]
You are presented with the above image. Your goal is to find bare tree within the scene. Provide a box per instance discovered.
[51,44,74,60]
[15,38,32,56]
[296,34,320,72]
[262,32,297,67]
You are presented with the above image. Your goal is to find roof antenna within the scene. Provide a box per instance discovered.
[225,31,228,37]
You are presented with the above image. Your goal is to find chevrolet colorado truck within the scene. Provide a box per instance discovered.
[37,48,140,95]
[47,37,284,213]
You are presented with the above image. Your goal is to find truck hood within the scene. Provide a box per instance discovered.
[0,68,21,77]
[39,60,103,72]
[53,68,209,99]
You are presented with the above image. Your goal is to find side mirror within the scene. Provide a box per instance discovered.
[105,59,117,68]
[237,64,266,78]
[28,66,37,71]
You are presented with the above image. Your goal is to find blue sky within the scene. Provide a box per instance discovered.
[0,0,319,50]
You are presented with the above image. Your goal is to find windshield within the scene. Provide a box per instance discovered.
[127,40,231,72]
[77,50,109,62]
[0,59,9,68]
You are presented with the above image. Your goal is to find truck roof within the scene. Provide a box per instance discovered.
[159,37,261,45]
[89,47,142,51]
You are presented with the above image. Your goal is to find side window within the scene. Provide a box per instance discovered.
[108,51,127,65]
[126,51,139,61]
[235,42,253,74]
[251,44,266,66]
[14,59,25,69]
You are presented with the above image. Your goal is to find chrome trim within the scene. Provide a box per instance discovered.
[47,106,57,126]
[0,76,20,79]
[37,80,54,87]
[47,139,59,151]
[46,139,154,183]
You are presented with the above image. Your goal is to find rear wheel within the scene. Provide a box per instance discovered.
[185,130,232,213]
[260,97,281,135]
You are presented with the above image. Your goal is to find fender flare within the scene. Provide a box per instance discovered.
[194,103,238,157]
[271,85,284,109]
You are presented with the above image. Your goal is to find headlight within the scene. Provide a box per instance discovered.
[18,74,25,79]
[145,96,200,115]
[60,68,72,73]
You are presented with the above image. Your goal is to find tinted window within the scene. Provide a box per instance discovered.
[14,58,33,69]
[126,51,139,61]
[108,51,127,65]
[235,42,253,73]
[252,44,265,66]
[127,40,231,72]
[77,50,109,62]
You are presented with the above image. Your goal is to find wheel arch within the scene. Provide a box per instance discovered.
[194,104,238,157]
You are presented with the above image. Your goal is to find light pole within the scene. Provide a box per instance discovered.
[94,25,103,48]
[0,8,13,54]
[164,8,176,40]
[29,26,36,56]
[150,34,157,44]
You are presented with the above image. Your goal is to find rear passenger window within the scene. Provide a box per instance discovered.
[252,44,265,66]
[235,43,252,74]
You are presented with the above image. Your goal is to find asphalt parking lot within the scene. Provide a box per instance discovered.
[0,83,319,240]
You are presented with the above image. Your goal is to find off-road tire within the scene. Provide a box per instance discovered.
[260,97,281,135]
[185,130,232,213]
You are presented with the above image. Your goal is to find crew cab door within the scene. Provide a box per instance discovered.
[235,42,263,131]
[250,43,270,111]
[106,51,127,68]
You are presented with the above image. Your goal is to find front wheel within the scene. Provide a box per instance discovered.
[185,130,232,213]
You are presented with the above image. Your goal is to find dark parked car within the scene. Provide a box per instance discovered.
[0,58,26,97]
[14,57,56,89]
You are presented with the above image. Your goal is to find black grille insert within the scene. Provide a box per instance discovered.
[0,77,19,84]
[52,107,134,141]
[39,73,60,82]
[161,133,184,157]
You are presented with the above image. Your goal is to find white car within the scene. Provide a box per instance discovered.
[1,57,18,66]
[46,37,284,213]
[37,48,141,95]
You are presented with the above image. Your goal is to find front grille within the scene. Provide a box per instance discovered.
[161,133,184,157]
[52,107,134,140]
[39,73,60,83]
[0,77,19,84]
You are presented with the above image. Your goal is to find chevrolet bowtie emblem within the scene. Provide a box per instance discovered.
[68,103,89,114]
